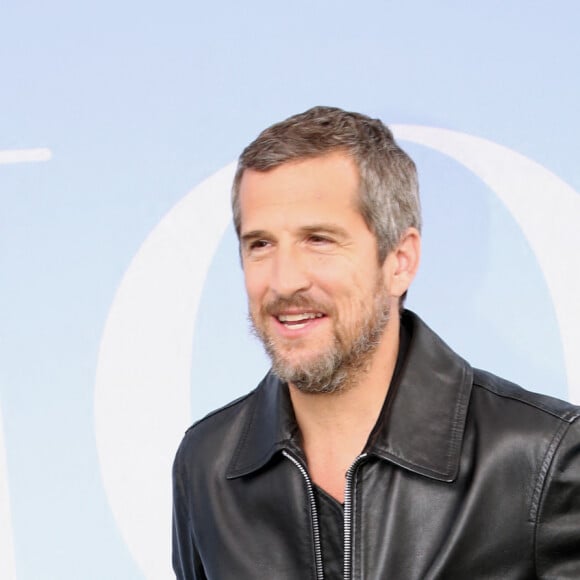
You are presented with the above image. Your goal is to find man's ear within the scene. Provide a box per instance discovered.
[383,227,421,298]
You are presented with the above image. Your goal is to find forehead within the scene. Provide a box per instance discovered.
[238,152,363,232]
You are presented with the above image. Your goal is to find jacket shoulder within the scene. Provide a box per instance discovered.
[174,387,258,474]
[472,368,580,423]
[186,389,256,435]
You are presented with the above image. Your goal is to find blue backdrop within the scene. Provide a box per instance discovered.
[1,2,579,579]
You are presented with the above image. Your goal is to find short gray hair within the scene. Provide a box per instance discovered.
[231,106,421,262]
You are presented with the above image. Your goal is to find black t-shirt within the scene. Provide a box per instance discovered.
[314,485,344,579]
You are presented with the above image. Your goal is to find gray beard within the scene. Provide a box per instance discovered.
[251,289,391,395]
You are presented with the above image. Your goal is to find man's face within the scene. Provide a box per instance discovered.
[238,152,395,394]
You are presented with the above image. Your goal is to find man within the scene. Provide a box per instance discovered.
[172,106,580,579]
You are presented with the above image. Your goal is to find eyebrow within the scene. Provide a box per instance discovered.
[240,229,270,244]
[241,223,351,243]
[299,223,350,238]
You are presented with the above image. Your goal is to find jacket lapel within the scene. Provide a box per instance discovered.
[226,372,299,478]
[368,311,473,482]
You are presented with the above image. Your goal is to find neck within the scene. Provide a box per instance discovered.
[288,312,401,501]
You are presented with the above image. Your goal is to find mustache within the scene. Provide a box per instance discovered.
[262,294,333,317]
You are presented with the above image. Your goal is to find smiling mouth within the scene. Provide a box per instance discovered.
[276,312,325,329]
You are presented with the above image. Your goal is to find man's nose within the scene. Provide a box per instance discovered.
[270,245,312,298]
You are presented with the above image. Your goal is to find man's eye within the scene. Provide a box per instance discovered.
[308,235,332,245]
[249,239,270,250]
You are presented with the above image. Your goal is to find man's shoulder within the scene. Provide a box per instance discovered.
[182,387,257,444]
[173,386,259,474]
[402,309,580,431]
[471,367,580,426]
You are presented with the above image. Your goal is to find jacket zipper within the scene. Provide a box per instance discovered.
[282,450,325,580]
[343,453,368,580]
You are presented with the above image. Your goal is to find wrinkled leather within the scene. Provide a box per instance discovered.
[173,311,580,579]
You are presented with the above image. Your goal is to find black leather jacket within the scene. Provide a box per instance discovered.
[172,311,580,579]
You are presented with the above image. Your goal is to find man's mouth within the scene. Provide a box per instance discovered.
[276,312,325,329]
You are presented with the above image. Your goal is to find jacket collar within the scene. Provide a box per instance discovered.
[227,310,472,483]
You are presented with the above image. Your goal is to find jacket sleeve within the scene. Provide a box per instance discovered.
[172,446,207,580]
[535,416,580,578]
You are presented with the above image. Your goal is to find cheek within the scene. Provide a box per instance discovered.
[244,271,273,322]
[333,276,381,321]
[245,289,263,319]
[243,266,265,301]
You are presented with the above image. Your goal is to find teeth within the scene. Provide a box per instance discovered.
[278,312,323,322]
